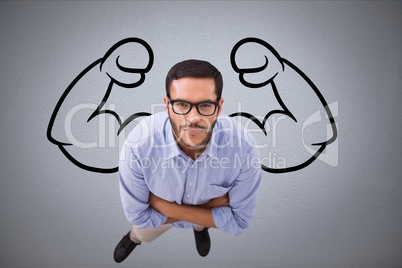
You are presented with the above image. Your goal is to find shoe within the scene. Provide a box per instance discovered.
[113,231,140,263]
[193,228,211,257]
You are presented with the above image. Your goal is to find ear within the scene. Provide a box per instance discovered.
[217,98,224,116]
[164,96,169,113]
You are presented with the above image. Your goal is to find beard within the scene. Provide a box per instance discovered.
[168,111,217,150]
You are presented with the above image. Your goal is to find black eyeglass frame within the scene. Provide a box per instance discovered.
[168,98,220,116]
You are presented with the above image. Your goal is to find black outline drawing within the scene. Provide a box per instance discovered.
[47,37,337,174]
[229,37,337,173]
[47,37,153,173]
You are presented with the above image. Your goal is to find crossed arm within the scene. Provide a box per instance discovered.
[148,192,229,228]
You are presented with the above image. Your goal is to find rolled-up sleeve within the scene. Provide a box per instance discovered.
[211,145,262,236]
[118,143,168,229]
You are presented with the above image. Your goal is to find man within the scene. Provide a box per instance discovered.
[114,59,261,263]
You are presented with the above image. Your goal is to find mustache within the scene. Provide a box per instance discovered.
[181,123,207,130]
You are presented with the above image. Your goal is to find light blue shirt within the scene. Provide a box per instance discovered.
[119,112,261,236]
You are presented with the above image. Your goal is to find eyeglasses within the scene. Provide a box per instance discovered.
[168,99,220,116]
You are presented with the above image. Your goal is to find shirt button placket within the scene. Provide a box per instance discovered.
[185,182,193,201]
[185,163,197,203]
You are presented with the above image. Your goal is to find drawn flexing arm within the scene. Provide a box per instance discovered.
[230,37,337,173]
[47,38,154,173]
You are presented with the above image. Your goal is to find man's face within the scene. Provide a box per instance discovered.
[164,77,224,152]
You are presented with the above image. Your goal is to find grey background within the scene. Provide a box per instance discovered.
[1,1,401,267]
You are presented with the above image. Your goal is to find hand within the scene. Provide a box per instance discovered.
[148,192,179,217]
[149,192,220,228]
[148,192,165,212]
[200,193,230,209]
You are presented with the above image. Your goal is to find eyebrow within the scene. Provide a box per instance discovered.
[171,98,217,103]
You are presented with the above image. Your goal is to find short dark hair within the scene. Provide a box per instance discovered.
[165,59,223,100]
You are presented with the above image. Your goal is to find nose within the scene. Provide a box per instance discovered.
[186,106,202,124]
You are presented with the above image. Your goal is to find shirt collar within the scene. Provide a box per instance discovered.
[203,134,218,159]
[165,121,181,159]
